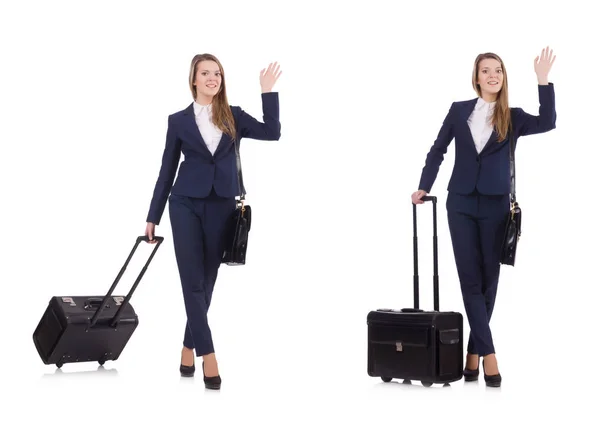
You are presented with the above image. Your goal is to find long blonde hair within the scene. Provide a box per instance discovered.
[471,52,511,142]
[188,53,236,140]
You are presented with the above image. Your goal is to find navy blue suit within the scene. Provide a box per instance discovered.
[146,92,281,356]
[418,84,556,356]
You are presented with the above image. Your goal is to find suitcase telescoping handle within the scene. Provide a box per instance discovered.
[89,235,164,329]
[412,196,439,312]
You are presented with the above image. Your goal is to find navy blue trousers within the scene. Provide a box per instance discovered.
[168,190,235,357]
[446,191,509,357]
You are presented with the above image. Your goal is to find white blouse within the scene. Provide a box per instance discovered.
[467,97,496,153]
[193,102,223,155]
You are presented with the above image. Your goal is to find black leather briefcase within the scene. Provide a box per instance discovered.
[367,197,464,386]
[33,236,164,368]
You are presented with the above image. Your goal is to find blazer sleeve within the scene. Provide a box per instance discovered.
[418,103,456,193]
[512,83,557,136]
[236,92,281,141]
[146,114,182,225]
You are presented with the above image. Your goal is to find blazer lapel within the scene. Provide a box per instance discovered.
[182,103,212,156]
[460,99,478,121]
[460,99,479,155]
[213,109,239,158]
[479,130,499,156]
[212,132,230,158]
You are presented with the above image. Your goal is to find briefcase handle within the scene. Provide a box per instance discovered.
[84,298,109,310]
[89,235,164,329]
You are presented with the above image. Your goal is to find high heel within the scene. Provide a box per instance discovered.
[202,362,221,390]
[179,362,195,377]
[463,366,479,382]
[180,349,195,377]
[463,354,480,382]
[483,360,502,387]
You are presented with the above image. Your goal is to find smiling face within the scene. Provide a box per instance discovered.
[476,58,504,101]
[193,60,222,103]
[470,52,512,141]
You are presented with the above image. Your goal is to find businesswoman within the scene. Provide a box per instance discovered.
[145,54,282,389]
[412,47,556,387]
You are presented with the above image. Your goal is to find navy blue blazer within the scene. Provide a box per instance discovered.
[418,84,556,195]
[146,92,281,225]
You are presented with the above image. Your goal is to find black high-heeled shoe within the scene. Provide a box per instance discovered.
[463,354,480,382]
[179,362,195,377]
[483,360,502,387]
[202,362,221,390]
[463,366,480,382]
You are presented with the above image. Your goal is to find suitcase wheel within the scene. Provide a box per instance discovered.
[421,381,433,387]
[381,377,392,383]
[98,359,105,366]
[56,362,63,369]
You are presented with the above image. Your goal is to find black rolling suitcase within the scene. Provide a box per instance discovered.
[367,196,463,386]
[33,235,164,368]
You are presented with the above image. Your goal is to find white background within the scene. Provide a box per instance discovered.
[1,0,597,439]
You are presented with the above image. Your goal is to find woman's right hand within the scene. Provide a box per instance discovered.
[145,222,157,243]
[411,190,428,205]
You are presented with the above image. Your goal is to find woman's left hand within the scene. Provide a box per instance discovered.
[534,46,556,85]
[260,62,282,93]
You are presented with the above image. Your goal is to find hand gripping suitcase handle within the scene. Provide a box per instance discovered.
[412,196,439,312]
[89,235,164,328]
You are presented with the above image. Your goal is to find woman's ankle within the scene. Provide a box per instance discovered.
[181,346,195,366]
[482,354,499,375]
[466,353,479,370]
[202,353,219,376]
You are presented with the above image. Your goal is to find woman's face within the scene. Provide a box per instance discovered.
[193,60,222,100]
[477,58,504,99]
